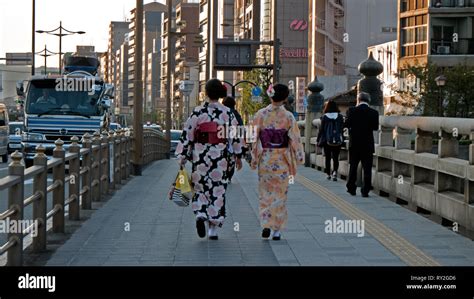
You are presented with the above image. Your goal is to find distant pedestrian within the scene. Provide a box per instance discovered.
[317,100,344,181]
[345,92,379,197]
[222,96,245,183]
[175,79,244,240]
[251,84,305,240]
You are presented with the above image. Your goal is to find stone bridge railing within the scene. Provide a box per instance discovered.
[0,128,168,266]
[298,116,474,232]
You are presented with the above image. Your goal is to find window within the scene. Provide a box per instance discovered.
[401,15,428,57]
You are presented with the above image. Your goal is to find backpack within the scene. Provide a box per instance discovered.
[325,115,343,146]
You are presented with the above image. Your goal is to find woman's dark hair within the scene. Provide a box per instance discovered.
[206,78,227,100]
[222,96,236,109]
[271,84,290,102]
[323,100,340,114]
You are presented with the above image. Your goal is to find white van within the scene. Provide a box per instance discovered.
[0,103,9,162]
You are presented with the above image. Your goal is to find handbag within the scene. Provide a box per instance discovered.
[168,167,193,207]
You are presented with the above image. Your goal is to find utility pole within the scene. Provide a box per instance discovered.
[133,0,144,175]
[165,0,173,155]
[32,0,35,75]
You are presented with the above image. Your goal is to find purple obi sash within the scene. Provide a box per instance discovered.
[260,128,289,149]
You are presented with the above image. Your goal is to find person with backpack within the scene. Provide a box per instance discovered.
[317,100,344,181]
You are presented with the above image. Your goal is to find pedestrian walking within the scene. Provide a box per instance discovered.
[345,92,379,197]
[175,79,244,240]
[250,84,305,240]
[222,96,245,183]
[317,100,344,181]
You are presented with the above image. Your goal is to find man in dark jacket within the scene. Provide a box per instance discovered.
[345,92,379,197]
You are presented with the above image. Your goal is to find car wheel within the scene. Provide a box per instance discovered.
[1,154,7,163]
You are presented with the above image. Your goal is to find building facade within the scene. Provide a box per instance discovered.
[173,1,200,126]
[397,0,474,71]
[309,0,398,87]
[106,21,130,84]
[197,0,235,100]
[128,2,168,114]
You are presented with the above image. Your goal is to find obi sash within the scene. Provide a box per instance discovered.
[260,128,289,149]
[195,121,226,144]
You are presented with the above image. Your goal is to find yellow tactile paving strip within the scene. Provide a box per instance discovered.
[296,174,441,266]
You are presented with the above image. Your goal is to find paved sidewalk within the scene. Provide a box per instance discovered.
[46,159,474,266]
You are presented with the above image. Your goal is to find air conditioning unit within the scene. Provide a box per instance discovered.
[437,46,450,54]
[457,0,465,7]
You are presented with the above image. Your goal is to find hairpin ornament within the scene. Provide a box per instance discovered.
[267,84,275,97]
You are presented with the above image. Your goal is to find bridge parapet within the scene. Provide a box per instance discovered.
[298,116,474,232]
[0,128,168,266]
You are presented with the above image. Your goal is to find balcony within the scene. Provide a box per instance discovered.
[431,38,474,55]
[431,0,474,7]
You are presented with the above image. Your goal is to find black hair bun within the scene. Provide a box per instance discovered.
[271,84,290,102]
[206,78,227,100]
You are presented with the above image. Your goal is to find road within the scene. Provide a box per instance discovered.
[0,158,70,245]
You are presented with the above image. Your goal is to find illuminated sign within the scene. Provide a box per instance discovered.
[290,19,308,31]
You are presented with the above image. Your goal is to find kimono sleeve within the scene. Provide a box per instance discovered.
[250,111,263,170]
[175,108,199,161]
[229,111,244,158]
[288,114,305,166]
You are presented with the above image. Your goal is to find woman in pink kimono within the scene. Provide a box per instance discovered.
[250,84,305,240]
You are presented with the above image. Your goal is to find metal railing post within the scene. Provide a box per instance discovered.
[68,136,80,220]
[92,131,101,201]
[109,130,116,190]
[7,151,24,266]
[52,139,65,233]
[32,145,47,252]
[81,133,93,209]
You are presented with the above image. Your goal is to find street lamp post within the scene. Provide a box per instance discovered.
[435,75,447,117]
[35,45,58,75]
[36,21,85,73]
[222,80,257,99]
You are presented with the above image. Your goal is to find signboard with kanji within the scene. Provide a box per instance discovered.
[296,77,306,114]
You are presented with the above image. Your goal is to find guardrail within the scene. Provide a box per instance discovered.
[0,128,169,266]
[298,116,474,232]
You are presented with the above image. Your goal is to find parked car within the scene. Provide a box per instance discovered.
[164,129,183,156]
[110,122,122,131]
[0,103,9,162]
[8,121,24,154]
[143,122,162,132]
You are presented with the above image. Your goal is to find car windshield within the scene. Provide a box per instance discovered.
[25,78,104,117]
[9,123,24,135]
[171,131,182,140]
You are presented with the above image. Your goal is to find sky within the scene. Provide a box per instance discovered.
[0,0,165,67]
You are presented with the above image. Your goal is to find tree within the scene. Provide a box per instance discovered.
[395,61,474,117]
[238,66,273,124]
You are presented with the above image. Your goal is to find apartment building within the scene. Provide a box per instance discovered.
[198,0,234,100]
[105,21,130,84]
[398,0,474,70]
[308,0,398,87]
[128,2,168,112]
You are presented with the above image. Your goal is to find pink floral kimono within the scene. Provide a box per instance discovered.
[250,104,305,231]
